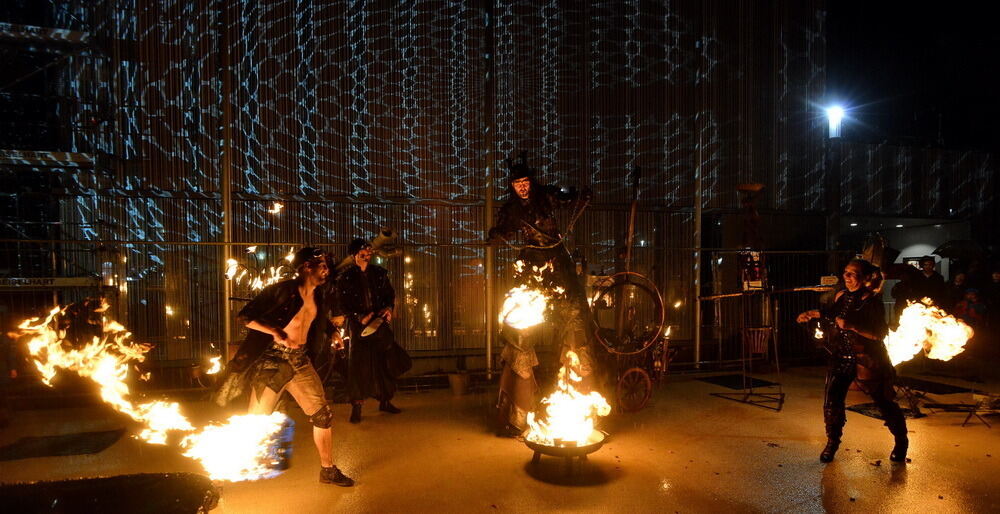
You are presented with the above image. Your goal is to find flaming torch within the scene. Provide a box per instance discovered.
[182,413,291,482]
[884,298,973,366]
[499,285,548,329]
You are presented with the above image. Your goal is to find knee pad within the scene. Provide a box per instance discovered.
[310,404,334,429]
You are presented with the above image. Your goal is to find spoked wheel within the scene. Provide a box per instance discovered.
[590,272,665,356]
[616,367,652,413]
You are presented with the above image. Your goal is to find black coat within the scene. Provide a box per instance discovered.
[214,278,333,406]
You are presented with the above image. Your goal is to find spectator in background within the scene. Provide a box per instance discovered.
[954,289,987,328]
[985,270,1000,311]
[945,272,969,311]
[911,256,946,306]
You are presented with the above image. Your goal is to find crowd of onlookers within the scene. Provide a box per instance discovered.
[890,256,1000,367]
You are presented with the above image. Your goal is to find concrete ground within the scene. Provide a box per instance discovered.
[1,367,999,513]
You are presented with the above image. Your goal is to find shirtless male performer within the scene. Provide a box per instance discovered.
[226,247,354,486]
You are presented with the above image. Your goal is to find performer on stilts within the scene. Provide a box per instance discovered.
[487,152,592,436]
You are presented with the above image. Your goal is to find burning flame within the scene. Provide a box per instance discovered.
[525,351,610,446]
[814,326,824,339]
[499,286,547,329]
[17,306,288,481]
[20,307,192,444]
[206,356,222,375]
[268,202,284,214]
[182,413,289,482]
[884,298,973,366]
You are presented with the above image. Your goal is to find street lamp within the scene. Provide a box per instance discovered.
[826,106,844,138]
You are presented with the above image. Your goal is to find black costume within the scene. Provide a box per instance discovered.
[819,288,907,459]
[214,278,333,410]
[337,262,398,405]
[487,161,593,432]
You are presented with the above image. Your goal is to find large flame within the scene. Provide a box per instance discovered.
[884,298,974,366]
[499,286,548,329]
[17,306,288,481]
[525,351,611,447]
[182,413,289,482]
[20,307,193,444]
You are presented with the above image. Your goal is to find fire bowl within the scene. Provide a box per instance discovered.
[524,430,608,476]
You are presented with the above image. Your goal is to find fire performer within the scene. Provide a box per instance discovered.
[215,247,354,486]
[337,238,401,424]
[487,153,593,436]
[797,259,909,463]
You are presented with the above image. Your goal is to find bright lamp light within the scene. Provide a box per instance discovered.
[826,106,844,138]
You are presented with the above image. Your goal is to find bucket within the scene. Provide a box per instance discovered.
[448,373,470,396]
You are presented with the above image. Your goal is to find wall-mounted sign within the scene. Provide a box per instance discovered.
[0,277,100,289]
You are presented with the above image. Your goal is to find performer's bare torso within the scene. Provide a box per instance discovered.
[281,286,316,348]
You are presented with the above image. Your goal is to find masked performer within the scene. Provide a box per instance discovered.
[215,247,354,486]
[337,238,401,424]
[797,259,908,463]
[487,153,592,436]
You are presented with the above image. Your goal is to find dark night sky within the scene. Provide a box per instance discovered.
[828,3,1000,151]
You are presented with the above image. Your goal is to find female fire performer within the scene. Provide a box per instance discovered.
[487,153,592,436]
[797,259,909,463]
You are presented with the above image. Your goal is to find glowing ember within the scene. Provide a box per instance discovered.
[245,246,258,253]
[499,286,548,329]
[224,259,292,291]
[205,356,222,375]
[884,298,973,366]
[182,413,289,482]
[525,351,611,447]
[268,202,284,214]
[814,326,824,340]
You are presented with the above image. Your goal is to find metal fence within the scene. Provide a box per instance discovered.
[696,250,854,367]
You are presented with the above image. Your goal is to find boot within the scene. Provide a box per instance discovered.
[820,438,840,463]
[379,400,401,414]
[890,434,909,462]
[349,403,362,424]
[319,465,355,487]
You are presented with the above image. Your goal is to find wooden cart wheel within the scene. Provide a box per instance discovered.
[616,367,652,413]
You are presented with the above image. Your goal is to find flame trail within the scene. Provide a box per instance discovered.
[20,307,193,444]
[884,298,974,366]
[525,351,611,446]
[17,306,288,480]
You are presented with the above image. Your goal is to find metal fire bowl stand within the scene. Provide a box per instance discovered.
[524,430,608,477]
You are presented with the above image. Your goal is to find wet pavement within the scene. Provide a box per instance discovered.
[1,367,998,513]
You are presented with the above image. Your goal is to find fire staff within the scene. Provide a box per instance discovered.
[215,247,354,486]
[797,259,909,463]
[487,153,592,436]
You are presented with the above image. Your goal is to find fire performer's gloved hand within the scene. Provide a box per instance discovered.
[330,331,345,351]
